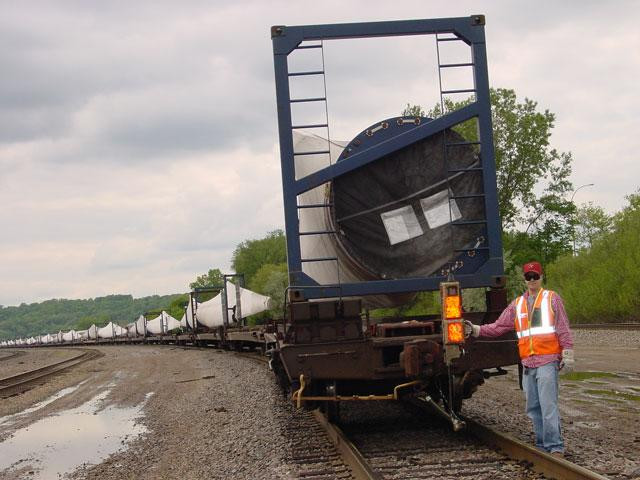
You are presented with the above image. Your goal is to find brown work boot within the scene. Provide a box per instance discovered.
[550,451,564,459]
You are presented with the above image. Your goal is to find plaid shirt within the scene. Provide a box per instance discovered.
[479,290,574,368]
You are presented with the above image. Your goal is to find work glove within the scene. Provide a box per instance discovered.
[463,320,480,338]
[559,349,575,374]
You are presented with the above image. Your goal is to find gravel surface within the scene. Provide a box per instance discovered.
[1,329,638,479]
[0,348,80,379]
[0,350,21,361]
[0,345,350,480]
[463,329,640,480]
[339,401,545,480]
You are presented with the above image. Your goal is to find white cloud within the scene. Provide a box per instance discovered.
[0,0,638,305]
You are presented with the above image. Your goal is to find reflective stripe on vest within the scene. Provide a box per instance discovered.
[515,290,554,338]
[514,289,561,358]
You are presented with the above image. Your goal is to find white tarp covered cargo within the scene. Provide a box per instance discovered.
[292,129,486,309]
[196,282,271,328]
[129,315,147,337]
[76,330,89,340]
[97,322,127,339]
[182,300,197,329]
[135,314,146,336]
[126,322,137,337]
[62,330,76,342]
[166,313,181,331]
[87,324,98,340]
[233,283,271,317]
[125,315,145,337]
[293,131,352,288]
[146,313,163,335]
[146,311,181,335]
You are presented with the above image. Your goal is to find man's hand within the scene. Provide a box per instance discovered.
[559,349,575,373]
[463,320,480,338]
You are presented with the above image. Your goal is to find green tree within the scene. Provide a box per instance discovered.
[76,315,108,330]
[405,88,575,264]
[249,263,288,319]
[547,189,640,323]
[189,268,224,290]
[167,294,189,321]
[231,230,287,287]
[401,103,426,117]
[574,202,613,252]
[0,293,183,340]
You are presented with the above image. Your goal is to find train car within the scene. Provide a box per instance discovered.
[180,276,275,352]
[270,15,519,425]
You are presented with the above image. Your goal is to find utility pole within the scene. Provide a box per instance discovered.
[571,183,594,255]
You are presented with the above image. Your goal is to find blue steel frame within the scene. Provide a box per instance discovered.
[271,15,504,300]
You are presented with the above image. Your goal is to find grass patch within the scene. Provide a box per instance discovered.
[585,389,640,403]
[560,371,619,381]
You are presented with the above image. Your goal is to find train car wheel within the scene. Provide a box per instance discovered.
[321,401,340,422]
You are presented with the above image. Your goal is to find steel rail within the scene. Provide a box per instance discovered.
[312,409,382,480]
[408,396,609,480]
[231,351,269,365]
[0,348,103,398]
[572,323,640,330]
[465,417,610,480]
[0,350,26,362]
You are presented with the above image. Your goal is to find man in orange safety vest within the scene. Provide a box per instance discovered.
[465,261,574,457]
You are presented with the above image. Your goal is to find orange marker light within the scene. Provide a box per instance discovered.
[447,321,465,344]
[441,281,465,345]
[444,295,462,319]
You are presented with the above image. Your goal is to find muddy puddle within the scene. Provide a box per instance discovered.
[0,386,153,479]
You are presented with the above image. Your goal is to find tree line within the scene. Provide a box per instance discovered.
[0,294,184,339]
[181,87,638,324]
[2,87,634,339]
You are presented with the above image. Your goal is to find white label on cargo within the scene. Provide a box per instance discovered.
[380,205,424,245]
[420,190,462,229]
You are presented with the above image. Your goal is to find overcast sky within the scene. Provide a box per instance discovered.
[1,1,638,306]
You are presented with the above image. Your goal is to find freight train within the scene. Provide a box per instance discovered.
[268,15,520,427]
[1,279,278,352]
[2,15,520,429]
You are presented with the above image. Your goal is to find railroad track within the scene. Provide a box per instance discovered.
[0,350,26,362]
[572,323,640,330]
[312,399,610,480]
[0,348,103,399]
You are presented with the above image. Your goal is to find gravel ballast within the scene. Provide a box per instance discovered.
[463,329,640,480]
[1,328,638,479]
[0,345,352,480]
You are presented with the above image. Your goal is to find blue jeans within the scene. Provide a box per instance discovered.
[522,361,564,453]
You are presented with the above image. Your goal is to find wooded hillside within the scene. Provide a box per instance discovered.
[0,293,184,339]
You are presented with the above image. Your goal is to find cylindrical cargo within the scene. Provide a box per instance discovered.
[295,121,485,307]
[196,282,271,329]
[87,324,98,340]
[97,322,127,339]
[146,314,164,335]
[62,330,76,342]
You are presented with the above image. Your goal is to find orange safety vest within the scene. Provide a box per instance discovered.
[514,289,562,359]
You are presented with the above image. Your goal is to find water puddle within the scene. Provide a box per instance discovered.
[0,389,153,479]
[0,380,89,427]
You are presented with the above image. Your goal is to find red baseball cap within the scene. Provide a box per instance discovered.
[523,261,543,275]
